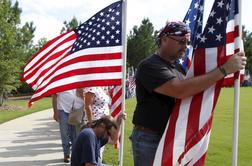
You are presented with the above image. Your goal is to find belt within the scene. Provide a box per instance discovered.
[134,125,160,135]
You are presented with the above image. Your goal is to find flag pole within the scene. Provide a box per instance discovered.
[119,0,127,166]
[232,0,242,166]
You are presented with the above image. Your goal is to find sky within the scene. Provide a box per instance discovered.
[14,0,252,43]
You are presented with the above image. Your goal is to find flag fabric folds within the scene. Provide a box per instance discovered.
[179,0,205,72]
[20,0,123,106]
[153,0,241,165]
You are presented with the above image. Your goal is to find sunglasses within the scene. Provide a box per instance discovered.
[167,36,191,46]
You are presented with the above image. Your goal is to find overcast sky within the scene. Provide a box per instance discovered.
[14,0,252,43]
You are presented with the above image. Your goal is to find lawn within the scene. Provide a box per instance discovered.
[103,87,252,166]
[0,88,251,166]
[0,97,52,124]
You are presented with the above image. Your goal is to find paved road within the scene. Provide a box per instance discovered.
[0,109,69,166]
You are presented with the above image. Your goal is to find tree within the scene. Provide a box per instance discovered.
[0,0,35,105]
[60,16,79,34]
[127,18,156,68]
[243,26,252,73]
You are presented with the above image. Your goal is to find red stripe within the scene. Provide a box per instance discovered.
[111,104,122,117]
[193,153,207,166]
[26,46,72,87]
[226,25,239,44]
[34,66,122,94]
[161,100,182,166]
[111,87,122,104]
[21,31,76,80]
[29,79,121,105]
[28,52,122,88]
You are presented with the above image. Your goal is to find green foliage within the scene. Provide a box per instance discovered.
[243,26,252,73]
[0,0,35,105]
[127,18,156,67]
[60,16,79,34]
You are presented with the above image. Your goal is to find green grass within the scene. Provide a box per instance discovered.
[1,88,251,165]
[103,87,252,166]
[0,97,52,124]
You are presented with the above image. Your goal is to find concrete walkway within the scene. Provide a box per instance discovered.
[0,109,69,166]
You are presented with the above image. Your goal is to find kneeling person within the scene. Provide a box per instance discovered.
[71,114,124,166]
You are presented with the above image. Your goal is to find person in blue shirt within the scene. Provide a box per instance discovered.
[71,114,125,166]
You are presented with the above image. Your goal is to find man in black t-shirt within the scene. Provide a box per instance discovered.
[130,21,247,166]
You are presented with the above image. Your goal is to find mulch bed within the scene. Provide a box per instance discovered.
[0,104,26,111]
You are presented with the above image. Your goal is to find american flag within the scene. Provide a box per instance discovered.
[153,0,241,165]
[179,0,205,72]
[20,0,123,106]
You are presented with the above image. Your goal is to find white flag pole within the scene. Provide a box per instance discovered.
[119,0,127,166]
[232,0,242,166]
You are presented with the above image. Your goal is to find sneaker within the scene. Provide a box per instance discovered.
[64,155,70,163]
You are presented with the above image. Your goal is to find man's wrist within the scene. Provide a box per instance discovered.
[219,66,228,76]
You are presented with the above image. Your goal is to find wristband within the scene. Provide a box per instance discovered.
[219,66,227,76]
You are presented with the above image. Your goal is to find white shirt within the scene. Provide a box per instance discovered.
[57,89,84,113]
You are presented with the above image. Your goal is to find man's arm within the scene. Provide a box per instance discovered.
[84,92,95,124]
[52,94,59,122]
[108,113,126,144]
[154,53,247,99]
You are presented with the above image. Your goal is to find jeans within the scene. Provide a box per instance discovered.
[130,128,161,166]
[58,109,76,156]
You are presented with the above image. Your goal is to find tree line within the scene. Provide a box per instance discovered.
[0,0,252,106]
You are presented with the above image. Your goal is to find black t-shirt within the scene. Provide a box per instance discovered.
[132,54,185,135]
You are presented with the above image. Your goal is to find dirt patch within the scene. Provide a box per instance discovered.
[0,104,26,111]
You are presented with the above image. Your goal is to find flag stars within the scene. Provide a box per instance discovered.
[101,26,106,31]
[92,37,95,41]
[199,6,204,12]
[210,10,216,17]
[200,35,207,43]
[185,19,191,25]
[106,31,111,35]
[216,34,223,41]
[96,40,100,45]
[88,21,93,25]
[217,0,224,8]
[194,2,199,9]
[96,31,101,36]
[116,30,120,34]
[111,35,115,39]
[226,3,230,10]
[106,40,110,44]
[116,21,120,25]
[196,33,201,39]
[116,11,120,15]
[111,16,115,21]
[216,17,223,24]
[100,12,104,16]
[115,39,120,43]
[208,26,215,34]
[106,21,110,26]
[111,26,115,30]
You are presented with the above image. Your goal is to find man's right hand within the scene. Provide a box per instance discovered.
[53,111,59,122]
[222,52,247,74]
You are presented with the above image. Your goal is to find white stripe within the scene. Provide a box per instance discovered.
[111,95,122,111]
[31,72,123,99]
[180,130,211,166]
[28,47,72,87]
[173,97,192,165]
[24,31,75,73]
[34,58,123,90]
[199,85,215,129]
[28,46,122,88]
[199,48,217,128]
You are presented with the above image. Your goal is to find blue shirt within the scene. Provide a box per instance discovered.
[71,128,107,166]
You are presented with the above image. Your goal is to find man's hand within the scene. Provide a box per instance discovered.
[53,111,59,122]
[222,52,247,74]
